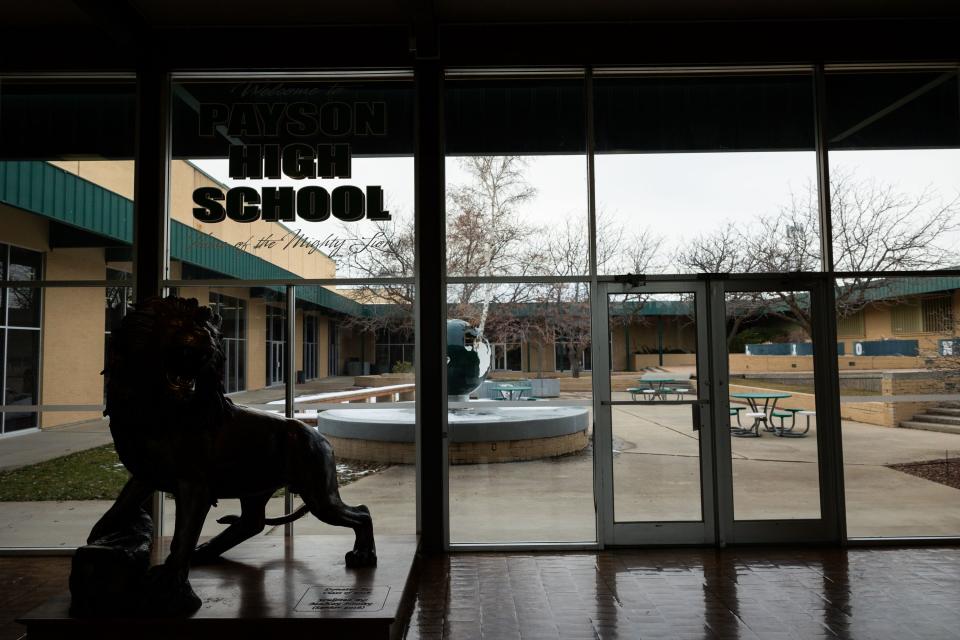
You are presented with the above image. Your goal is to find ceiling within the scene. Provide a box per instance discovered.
[4,0,960,27]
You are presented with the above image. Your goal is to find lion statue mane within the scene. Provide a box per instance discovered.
[73,296,375,616]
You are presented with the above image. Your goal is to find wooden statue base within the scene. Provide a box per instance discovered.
[19,534,419,640]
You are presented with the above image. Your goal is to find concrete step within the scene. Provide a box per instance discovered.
[937,401,960,409]
[900,420,960,435]
[928,407,960,417]
[909,414,960,426]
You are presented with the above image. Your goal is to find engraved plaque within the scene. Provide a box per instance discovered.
[294,586,390,613]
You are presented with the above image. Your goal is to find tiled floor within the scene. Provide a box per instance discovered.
[0,557,71,640]
[405,547,960,640]
[2,547,959,640]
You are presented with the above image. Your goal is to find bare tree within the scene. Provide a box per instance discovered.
[342,156,544,350]
[679,172,960,344]
[676,222,767,346]
[448,156,543,312]
[335,213,417,343]
[534,211,661,377]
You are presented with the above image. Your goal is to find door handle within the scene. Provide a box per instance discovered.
[692,402,701,432]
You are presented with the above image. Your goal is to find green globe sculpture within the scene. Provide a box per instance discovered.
[447,319,491,398]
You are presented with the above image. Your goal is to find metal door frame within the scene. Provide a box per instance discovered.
[594,275,843,546]
[593,279,717,546]
[711,276,843,545]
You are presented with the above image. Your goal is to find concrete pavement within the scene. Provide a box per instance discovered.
[2,390,959,546]
[0,418,112,472]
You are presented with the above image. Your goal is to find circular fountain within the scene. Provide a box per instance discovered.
[315,320,590,464]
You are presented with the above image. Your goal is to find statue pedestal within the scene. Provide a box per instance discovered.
[19,534,418,640]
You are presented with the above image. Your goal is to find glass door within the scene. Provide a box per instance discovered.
[711,278,842,544]
[593,280,716,545]
[595,277,842,546]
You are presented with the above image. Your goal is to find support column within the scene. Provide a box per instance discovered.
[414,50,447,552]
[132,62,169,302]
[132,58,170,540]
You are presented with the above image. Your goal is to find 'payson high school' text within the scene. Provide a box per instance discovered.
[192,100,390,224]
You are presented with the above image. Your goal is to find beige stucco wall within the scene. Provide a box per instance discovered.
[0,205,49,252]
[839,297,957,355]
[633,353,697,368]
[611,325,627,371]
[40,248,107,428]
[318,317,330,378]
[523,336,556,374]
[295,310,304,371]
[247,299,267,390]
[50,158,338,280]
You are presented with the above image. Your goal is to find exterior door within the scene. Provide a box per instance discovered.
[268,340,285,386]
[711,277,842,545]
[328,322,340,376]
[594,277,841,546]
[593,280,716,545]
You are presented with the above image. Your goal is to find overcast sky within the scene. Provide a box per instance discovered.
[192,148,960,272]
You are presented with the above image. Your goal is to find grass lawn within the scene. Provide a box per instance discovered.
[0,444,389,502]
[0,444,128,501]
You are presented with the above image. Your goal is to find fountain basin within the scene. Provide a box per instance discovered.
[313,404,589,464]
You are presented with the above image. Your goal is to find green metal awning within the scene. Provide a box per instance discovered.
[0,160,366,316]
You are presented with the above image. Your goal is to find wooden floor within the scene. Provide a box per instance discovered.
[3,546,960,640]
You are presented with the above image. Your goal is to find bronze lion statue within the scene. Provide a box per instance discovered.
[77,296,375,615]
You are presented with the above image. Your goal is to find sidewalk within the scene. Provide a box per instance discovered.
[0,376,359,472]
[0,419,112,472]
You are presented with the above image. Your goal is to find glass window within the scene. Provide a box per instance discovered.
[594,72,819,275]
[265,302,286,386]
[445,282,596,544]
[6,246,42,327]
[210,292,248,393]
[165,75,417,544]
[922,297,953,333]
[302,314,319,380]
[168,77,414,282]
[837,310,866,337]
[0,245,43,434]
[293,286,416,537]
[838,276,960,538]
[826,69,960,272]
[444,74,595,544]
[0,78,137,549]
[445,77,588,277]
[724,287,822,520]
[4,329,40,432]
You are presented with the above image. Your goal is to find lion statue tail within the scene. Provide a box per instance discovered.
[216,504,311,526]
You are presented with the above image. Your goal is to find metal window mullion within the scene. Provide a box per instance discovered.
[447,275,592,284]
[1,290,6,434]
[586,67,607,545]
[813,64,834,274]
[285,285,296,537]
[812,281,847,544]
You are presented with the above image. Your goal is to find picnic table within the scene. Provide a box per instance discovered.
[630,375,693,401]
[729,391,792,437]
[491,382,533,400]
